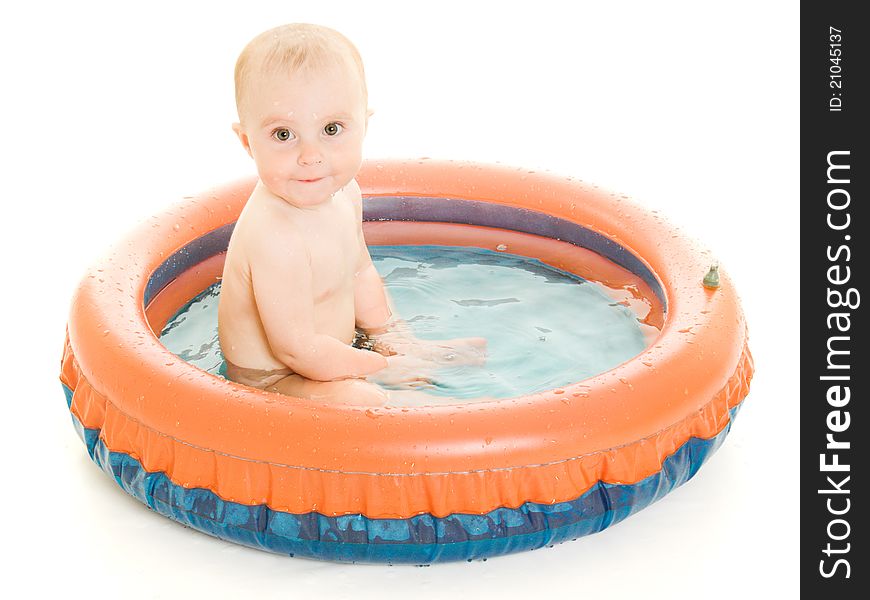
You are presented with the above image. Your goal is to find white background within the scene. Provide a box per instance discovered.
[1,1,798,598]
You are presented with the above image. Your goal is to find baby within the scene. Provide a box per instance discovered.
[218,24,485,404]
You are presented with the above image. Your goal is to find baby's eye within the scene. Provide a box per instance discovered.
[272,128,294,142]
[323,122,343,136]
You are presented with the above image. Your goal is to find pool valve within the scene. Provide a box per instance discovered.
[703,264,720,289]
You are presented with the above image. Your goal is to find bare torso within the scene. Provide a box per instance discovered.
[218,181,362,371]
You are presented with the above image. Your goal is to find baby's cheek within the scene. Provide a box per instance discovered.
[341,145,364,172]
[262,158,290,182]
[260,166,289,193]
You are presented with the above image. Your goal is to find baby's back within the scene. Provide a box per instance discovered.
[218,183,361,372]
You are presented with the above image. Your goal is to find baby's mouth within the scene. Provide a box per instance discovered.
[297,177,324,183]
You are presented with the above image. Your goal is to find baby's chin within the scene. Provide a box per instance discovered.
[266,178,342,208]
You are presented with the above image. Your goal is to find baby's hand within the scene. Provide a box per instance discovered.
[374,334,487,366]
[415,337,488,366]
[366,354,437,390]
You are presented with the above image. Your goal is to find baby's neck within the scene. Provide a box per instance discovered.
[258,181,341,213]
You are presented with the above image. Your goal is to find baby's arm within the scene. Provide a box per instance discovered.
[351,182,395,336]
[251,224,387,382]
[352,247,394,336]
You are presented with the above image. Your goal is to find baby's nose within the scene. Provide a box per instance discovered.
[297,142,324,166]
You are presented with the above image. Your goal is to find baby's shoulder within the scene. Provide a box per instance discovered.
[340,178,363,216]
[344,177,362,197]
[234,200,306,258]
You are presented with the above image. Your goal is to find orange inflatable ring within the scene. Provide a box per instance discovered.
[60,159,753,564]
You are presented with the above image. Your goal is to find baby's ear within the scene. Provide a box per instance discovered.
[232,122,253,158]
[365,108,374,133]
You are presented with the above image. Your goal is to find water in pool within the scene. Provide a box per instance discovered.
[160,246,655,402]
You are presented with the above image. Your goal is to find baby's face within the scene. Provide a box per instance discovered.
[235,64,367,207]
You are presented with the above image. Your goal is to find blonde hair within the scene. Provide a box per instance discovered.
[234,23,367,120]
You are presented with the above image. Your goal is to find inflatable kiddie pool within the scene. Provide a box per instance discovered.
[60,159,753,564]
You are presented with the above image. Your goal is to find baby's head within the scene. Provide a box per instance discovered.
[233,24,370,207]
